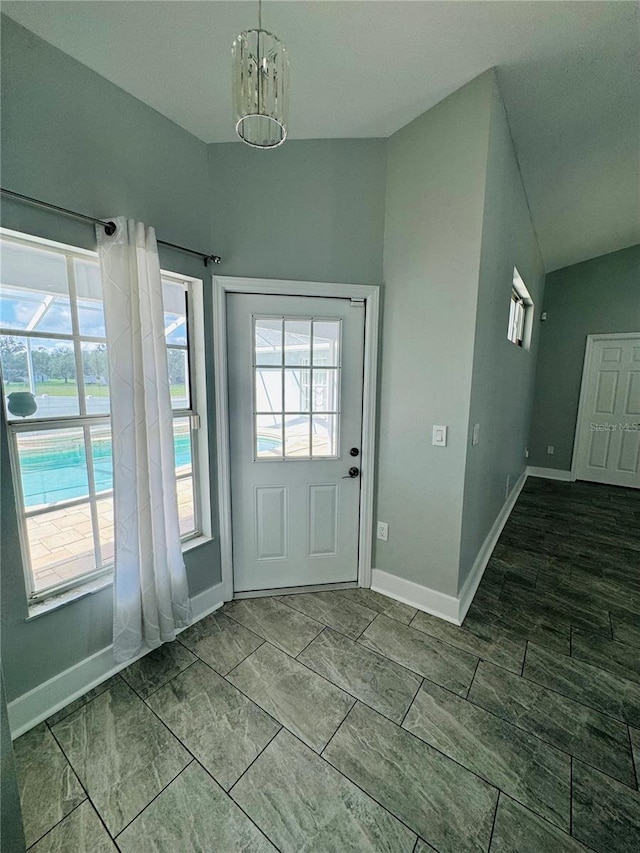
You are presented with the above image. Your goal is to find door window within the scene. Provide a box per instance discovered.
[253,316,341,459]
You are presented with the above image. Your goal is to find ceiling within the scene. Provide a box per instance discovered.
[3,1,639,271]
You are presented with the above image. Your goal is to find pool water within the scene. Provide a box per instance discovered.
[20,432,192,508]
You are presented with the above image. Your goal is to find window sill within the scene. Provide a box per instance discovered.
[26,574,113,621]
[25,536,214,620]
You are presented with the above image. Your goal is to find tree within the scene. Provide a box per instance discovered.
[49,346,76,383]
[0,335,27,383]
[167,348,186,385]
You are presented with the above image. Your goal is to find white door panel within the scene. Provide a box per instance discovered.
[227,293,365,592]
[575,334,640,488]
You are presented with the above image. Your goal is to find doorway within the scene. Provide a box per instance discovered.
[213,277,380,599]
[572,332,640,487]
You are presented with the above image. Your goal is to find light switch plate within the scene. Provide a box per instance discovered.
[472,423,480,446]
[432,425,447,447]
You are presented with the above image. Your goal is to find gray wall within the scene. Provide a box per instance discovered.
[458,77,545,590]
[1,16,221,701]
[0,667,25,852]
[376,73,492,597]
[529,244,640,470]
[209,139,386,285]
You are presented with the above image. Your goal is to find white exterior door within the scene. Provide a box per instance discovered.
[227,293,365,592]
[574,333,640,488]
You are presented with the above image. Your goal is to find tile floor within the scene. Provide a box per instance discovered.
[13,477,640,852]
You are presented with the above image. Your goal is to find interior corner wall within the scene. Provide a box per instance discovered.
[0,16,221,702]
[528,245,640,471]
[207,139,387,285]
[375,72,493,598]
[458,76,545,591]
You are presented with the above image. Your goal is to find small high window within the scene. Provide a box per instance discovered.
[507,267,533,349]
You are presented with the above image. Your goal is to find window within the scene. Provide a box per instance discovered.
[253,316,341,459]
[507,267,534,349]
[0,229,208,604]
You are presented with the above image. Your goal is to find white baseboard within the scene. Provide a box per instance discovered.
[526,466,573,481]
[457,470,527,622]
[8,582,225,738]
[372,471,527,626]
[371,569,462,625]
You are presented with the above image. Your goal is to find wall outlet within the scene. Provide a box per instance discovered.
[525,447,529,458]
[547,445,555,455]
[376,521,389,542]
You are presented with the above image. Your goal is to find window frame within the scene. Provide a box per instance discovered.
[0,228,211,608]
[507,267,534,350]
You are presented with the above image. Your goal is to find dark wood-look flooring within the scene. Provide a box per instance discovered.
[14,477,640,852]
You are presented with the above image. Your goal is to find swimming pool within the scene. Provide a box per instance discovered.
[20,432,192,508]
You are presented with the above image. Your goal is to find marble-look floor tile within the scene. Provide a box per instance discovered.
[231,728,416,852]
[298,627,421,723]
[120,641,196,699]
[14,723,85,848]
[523,643,640,727]
[571,630,640,685]
[631,728,640,789]
[28,801,117,853]
[146,659,279,790]
[468,660,636,787]
[178,610,263,675]
[279,590,377,639]
[414,842,439,853]
[52,678,190,835]
[225,597,323,656]
[501,581,612,636]
[335,588,417,624]
[403,680,571,829]
[489,794,590,852]
[611,608,640,649]
[411,609,526,674]
[118,761,276,852]
[228,642,353,752]
[359,614,478,696]
[46,675,121,727]
[572,759,640,853]
[323,701,498,853]
[464,596,570,656]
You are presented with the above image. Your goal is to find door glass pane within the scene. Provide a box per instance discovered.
[311,368,338,413]
[17,428,88,509]
[255,368,282,412]
[284,368,310,412]
[162,281,188,345]
[255,318,282,365]
[82,343,110,415]
[284,320,311,365]
[167,348,189,409]
[90,424,113,494]
[256,414,283,458]
[313,321,340,366]
[284,414,310,457]
[0,241,70,332]
[27,502,97,591]
[75,259,106,337]
[312,414,338,457]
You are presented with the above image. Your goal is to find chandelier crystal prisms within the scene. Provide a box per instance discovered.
[232,1,289,149]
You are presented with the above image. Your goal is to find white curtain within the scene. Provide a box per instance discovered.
[97,217,191,663]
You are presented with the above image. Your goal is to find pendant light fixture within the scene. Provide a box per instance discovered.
[232,0,289,149]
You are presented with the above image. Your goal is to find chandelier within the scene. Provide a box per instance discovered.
[232,0,289,149]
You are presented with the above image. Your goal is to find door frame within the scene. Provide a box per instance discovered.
[212,275,381,600]
[570,331,640,482]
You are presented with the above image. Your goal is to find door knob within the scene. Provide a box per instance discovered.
[342,466,360,479]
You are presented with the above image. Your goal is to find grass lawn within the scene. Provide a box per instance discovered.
[4,381,187,397]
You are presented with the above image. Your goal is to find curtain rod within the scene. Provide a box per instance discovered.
[0,188,222,267]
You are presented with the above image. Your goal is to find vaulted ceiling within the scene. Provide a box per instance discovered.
[3,1,639,271]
